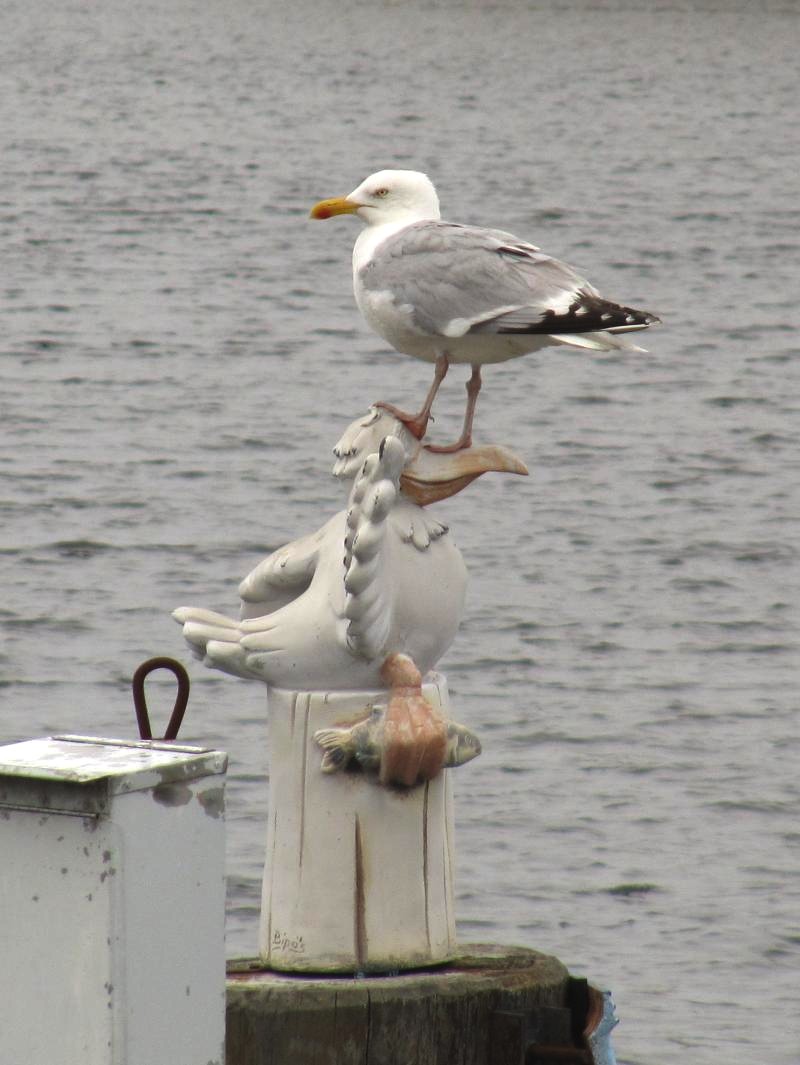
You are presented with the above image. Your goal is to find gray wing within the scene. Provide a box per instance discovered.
[359,221,657,337]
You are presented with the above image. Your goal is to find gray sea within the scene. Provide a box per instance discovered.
[2,1,799,1062]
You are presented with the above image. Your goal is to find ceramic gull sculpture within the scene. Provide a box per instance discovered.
[174,407,525,785]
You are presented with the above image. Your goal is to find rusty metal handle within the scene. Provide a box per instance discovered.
[132,657,190,741]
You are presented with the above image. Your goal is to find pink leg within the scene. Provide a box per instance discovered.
[375,354,450,440]
[425,365,482,453]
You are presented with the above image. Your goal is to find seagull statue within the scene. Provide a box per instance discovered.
[174,407,525,692]
[311,169,660,451]
[174,409,525,785]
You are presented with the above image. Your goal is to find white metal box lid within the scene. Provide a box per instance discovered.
[0,735,228,816]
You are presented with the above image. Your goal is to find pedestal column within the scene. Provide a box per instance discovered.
[260,673,456,972]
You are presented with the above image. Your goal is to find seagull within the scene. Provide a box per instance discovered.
[310,169,660,451]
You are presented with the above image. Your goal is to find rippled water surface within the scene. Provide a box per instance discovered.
[2,2,799,1062]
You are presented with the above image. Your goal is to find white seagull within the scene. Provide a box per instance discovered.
[311,169,660,451]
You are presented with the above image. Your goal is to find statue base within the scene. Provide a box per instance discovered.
[227,945,581,1065]
[260,675,457,973]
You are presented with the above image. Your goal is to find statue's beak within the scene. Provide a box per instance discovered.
[401,445,528,506]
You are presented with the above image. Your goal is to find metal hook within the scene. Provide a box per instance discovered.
[132,657,190,741]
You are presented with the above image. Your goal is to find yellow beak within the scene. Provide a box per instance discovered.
[309,196,360,220]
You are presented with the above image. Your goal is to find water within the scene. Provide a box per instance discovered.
[2,1,799,1061]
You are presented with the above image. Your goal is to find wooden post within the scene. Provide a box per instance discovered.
[260,674,457,972]
[226,945,573,1065]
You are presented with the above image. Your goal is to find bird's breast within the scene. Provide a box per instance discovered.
[353,278,440,363]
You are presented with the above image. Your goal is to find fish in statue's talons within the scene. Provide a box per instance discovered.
[314,654,481,788]
[378,653,447,787]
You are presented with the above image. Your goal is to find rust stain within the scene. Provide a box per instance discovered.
[298,695,310,878]
[422,782,431,952]
[289,691,297,738]
[152,782,193,808]
[265,806,277,957]
[354,815,367,970]
[442,792,452,936]
[198,786,225,819]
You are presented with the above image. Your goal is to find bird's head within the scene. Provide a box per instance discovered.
[310,169,441,226]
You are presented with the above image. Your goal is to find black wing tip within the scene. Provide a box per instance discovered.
[492,295,661,336]
[606,308,662,332]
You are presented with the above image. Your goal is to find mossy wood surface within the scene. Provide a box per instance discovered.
[226,945,571,1065]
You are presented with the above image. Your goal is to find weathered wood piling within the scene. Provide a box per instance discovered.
[225,944,597,1065]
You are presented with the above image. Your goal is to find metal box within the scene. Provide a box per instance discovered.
[0,735,227,1065]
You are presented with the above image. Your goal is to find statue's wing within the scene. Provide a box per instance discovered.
[171,607,261,680]
[342,436,406,661]
[238,523,329,617]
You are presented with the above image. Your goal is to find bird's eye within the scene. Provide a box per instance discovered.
[374,187,390,198]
